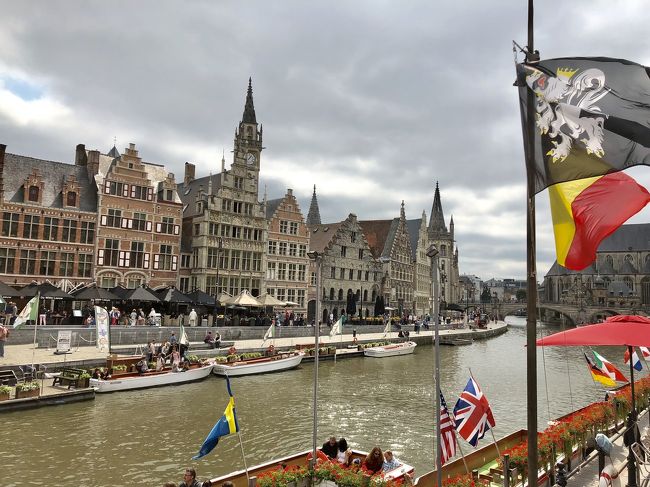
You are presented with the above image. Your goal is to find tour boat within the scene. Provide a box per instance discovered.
[89,362,214,393]
[212,352,305,377]
[363,341,417,358]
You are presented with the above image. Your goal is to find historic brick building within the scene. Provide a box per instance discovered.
[265,189,310,315]
[0,144,97,289]
[407,211,433,316]
[178,79,267,298]
[94,143,183,289]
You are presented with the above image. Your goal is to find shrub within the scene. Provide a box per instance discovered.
[16,381,40,392]
[0,384,12,394]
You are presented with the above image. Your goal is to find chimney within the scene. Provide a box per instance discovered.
[184,162,195,185]
[0,144,5,200]
[87,150,100,181]
[75,144,87,166]
[287,188,293,196]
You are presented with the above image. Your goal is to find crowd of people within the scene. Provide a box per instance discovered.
[320,436,402,474]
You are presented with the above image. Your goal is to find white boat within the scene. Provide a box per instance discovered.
[364,341,417,358]
[212,352,304,377]
[89,363,214,393]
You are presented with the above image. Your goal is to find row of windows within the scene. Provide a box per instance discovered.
[279,220,300,235]
[0,248,92,277]
[268,241,307,257]
[2,213,95,243]
[266,262,307,282]
[324,288,376,302]
[221,198,254,215]
[26,185,78,207]
[203,223,263,241]
[266,288,306,306]
[101,211,179,235]
[99,275,145,289]
[104,180,155,201]
[198,249,262,272]
[98,240,177,270]
[339,246,365,259]
[203,276,262,298]
[391,268,414,282]
[329,267,378,282]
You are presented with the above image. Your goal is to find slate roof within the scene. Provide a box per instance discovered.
[265,198,283,219]
[4,153,97,212]
[308,223,343,253]
[406,218,423,261]
[599,224,650,252]
[608,281,632,296]
[177,174,223,218]
[358,219,394,259]
[306,185,322,225]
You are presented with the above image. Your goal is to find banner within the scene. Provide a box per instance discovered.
[56,330,72,354]
[95,306,109,351]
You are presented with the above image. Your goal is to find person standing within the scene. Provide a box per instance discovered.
[39,304,48,326]
[0,322,8,358]
[188,308,198,327]
[179,468,201,487]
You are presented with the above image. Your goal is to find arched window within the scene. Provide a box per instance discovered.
[247,127,253,138]
[329,288,335,300]
[338,289,344,301]
[623,277,634,293]
[363,289,368,301]
[625,254,633,263]
[371,289,376,301]
[440,245,447,257]
[605,255,614,269]
[66,191,77,207]
[28,185,39,202]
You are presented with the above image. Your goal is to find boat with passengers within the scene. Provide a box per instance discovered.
[212,347,304,377]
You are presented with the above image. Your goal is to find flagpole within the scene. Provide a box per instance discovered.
[30,293,40,371]
[469,368,501,458]
[308,251,322,469]
[453,430,470,475]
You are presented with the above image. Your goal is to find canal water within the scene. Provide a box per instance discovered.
[1,320,638,486]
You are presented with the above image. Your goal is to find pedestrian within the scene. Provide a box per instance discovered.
[188,308,198,327]
[180,467,201,487]
[0,322,8,358]
[39,304,47,326]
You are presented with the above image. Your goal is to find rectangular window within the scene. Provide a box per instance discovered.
[133,212,147,231]
[253,229,263,241]
[160,216,174,234]
[341,246,347,257]
[43,217,59,241]
[330,266,336,278]
[298,264,306,282]
[206,276,218,297]
[179,277,189,293]
[78,254,92,277]
[242,251,252,271]
[278,263,287,280]
[268,241,277,255]
[287,288,296,302]
[358,248,364,259]
[297,289,306,307]
[100,276,116,288]
[221,199,231,212]
[228,277,239,296]
[252,252,261,271]
[267,262,277,280]
[276,288,286,302]
[194,223,200,236]
[349,269,354,280]
[59,252,74,277]
[234,176,244,190]
[219,249,229,269]
[62,219,78,243]
[365,271,370,281]
[192,249,199,268]
[106,209,122,228]
[130,241,145,268]
[209,223,218,236]
[19,249,36,274]
[108,181,124,196]
[80,221,95,244]
[289,222,298,235]
[233,201,242,213]
[289,243,297,257]
[2,212,19,237]
[299,245,307,258]
[243,228,252,240]
[181,254,191,268]
[220,224,230,237]
[0,248,16,273]
[244,203,253,215]
[288,263,297,281]
[310,272,317,286]
[340,268,345,279]
[230,250,240,270]
[132,185,148,200]
[158,244,173,270]
[207,248,219,268]
[279,220,288,233]
[351,232,357,243]
[279,242,287,256]
[23,215,40,239]
[357,270,362,280]
[103,239,119,267]
[232,226,241,239]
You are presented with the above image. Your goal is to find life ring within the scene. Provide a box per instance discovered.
[229,346,237,355]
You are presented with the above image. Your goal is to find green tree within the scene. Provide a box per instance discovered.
[480,287,491,304]
[516,289,527,302]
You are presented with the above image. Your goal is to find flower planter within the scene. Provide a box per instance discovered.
[15,388,39,399]
[0,392,10,401]
[78,377,90,388]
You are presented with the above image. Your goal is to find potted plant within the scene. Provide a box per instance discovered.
[186,354,200,364]
[227,354,239,363]
[0,384,12,401]
[113,364,128,375]
[15,381,40,399]
[214,356,227,363]
[78,371,91,388]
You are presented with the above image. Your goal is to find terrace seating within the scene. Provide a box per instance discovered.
[52,367,85,389]
[0,369,18,386]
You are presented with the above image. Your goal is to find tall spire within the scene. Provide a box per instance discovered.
[429,181,448,234]
[306,184,322,225]
[242,77,257,124]
[400,200,406,220]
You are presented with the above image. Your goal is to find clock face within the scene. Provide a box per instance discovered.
[245,152,257,165]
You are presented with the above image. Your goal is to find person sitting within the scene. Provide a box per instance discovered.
[101,368,113,380]
[398,330,404,338]
[156,355,165,372]
[321,436,338,459]
[337,438,351,465]
[214,332,221,348]
[382,450,402,472]
[181,360,190,372]
[364,447,384,474]
[91,368,102,379]
[180,467,201,487]
[204,331,216,349]
[136,359,149,374]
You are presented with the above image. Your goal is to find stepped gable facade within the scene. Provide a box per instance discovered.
[0,143,98,289]
[265,189,310,315]
[178,79,267,298]
[94,143,182,289]
[406,211,433,316]
[307,213,382,323]
[543,223,650,308]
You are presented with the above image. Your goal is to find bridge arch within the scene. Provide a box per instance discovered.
[587,309,619,323]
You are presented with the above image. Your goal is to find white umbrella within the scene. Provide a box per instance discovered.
[257,293,285,307]
[283,301,300,307]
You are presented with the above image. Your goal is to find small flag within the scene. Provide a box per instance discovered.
[193,376,239,460]
[453,377,496,447]
[584,353,616,387]
[383,319,391,336]
[624,348,643,372]
[94,306,110,351]
[262,324,275,343]
[440,392,457,465]
[592,350,628,383]
[13,294,39,329]
[179,324,189,346]
[640,347,650,359]
[329,317,342,338]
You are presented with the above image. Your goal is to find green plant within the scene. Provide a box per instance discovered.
[113,364,127,371]
[214,356,227,363]
[227,354,239,361]
[16,381,40,392]
[79,371,91,379]
[187,354,200,363]
[0,384,12,394]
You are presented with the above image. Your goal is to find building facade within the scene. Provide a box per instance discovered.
[407,211,432,316]
[178,79,267,298]
[265,189,310,315]
[94,143,183,289]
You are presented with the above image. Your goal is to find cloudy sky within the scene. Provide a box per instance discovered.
[1,0,650,280]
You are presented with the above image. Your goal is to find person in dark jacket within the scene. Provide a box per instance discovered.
[321,436,339,459]
[180,468,201,487]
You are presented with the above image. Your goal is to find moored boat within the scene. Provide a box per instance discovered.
[212,352,304,377]
[363,341,416,357]
[440,337,473,346]
[90,362,214,393]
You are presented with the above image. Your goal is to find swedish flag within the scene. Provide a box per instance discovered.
[192,376,239,460]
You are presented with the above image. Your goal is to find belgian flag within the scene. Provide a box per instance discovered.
[517,57,650,270]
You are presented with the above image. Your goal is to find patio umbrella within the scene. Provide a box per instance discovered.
[230,290,262,307]
[72,284,120,301]
[186,290,217,306]
[20,282,72,300]
[283,301,300,307]
[536,314,650,481]
[257,293,285,307]
[156,287,192,304]
[216,292,233,305]
[0,281,19,298]
[110,285,130,299]
[123,286,160,302]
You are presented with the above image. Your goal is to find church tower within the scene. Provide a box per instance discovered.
[306,184,322,225]
[232,78,263,193]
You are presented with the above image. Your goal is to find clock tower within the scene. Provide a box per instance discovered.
[233,78,263,184]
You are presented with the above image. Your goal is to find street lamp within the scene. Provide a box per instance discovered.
[426,243,442,487]
[307,250,322,468]
[214,236,223,326]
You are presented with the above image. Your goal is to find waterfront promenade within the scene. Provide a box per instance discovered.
[0,321,507,367]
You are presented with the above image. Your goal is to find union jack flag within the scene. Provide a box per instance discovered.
[453,377,495,447]
[439,392,457,465]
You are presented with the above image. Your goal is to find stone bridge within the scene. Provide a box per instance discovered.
[463,302,648,326]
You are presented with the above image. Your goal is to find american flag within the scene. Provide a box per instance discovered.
[439,392,457,465]
[453,377,496,447]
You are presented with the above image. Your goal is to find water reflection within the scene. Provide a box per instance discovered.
[1,324,634,486]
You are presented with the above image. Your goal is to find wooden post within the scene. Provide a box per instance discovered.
[472,469,479,481]
[503,454,510,487]
[248,476,257,487]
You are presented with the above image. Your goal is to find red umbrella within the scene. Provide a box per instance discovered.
[535,315,650,347]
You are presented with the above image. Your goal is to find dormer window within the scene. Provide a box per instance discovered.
[66,191,77,207]
[28,186,39,202]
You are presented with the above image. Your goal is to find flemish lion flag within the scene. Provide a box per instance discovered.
[13,294,39,329]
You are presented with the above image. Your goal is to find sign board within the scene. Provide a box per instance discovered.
[55,330,72,354]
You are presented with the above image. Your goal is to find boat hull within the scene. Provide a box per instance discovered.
[364,341,416,357]
[212,353,304,376]
[89,363,214,392]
